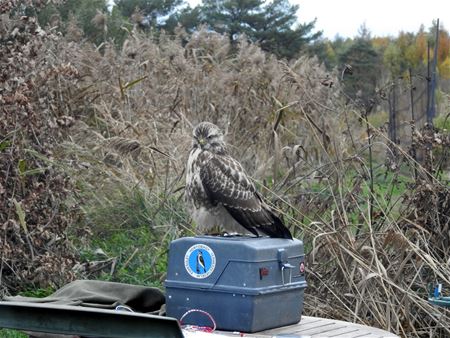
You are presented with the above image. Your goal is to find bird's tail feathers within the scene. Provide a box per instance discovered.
[260,207,293,239]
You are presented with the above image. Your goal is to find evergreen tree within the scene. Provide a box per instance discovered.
[307,38,337,70]
[338,25,381,110]
[37,0,109,44]
[200,0,265,40]
[199,0,320,58]
[107,7,133,46]
[256,0,320,58]
[164,5,202,33]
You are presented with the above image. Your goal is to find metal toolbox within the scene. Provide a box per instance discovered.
[165,236,307,332]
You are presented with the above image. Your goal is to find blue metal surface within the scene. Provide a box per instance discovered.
[428,297,450,308]
[165,236,307,332]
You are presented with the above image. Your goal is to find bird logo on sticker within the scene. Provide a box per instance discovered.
[184,244,216,279]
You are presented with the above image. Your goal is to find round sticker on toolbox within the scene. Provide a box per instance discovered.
[184,244,216,279]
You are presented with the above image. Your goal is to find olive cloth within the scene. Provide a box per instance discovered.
[3,279,166,313]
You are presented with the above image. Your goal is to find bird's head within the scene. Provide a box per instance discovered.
[192,122,226,153]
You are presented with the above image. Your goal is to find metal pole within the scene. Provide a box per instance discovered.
[426,42,431,123]
[429,18,440,124]
[408,68,418,181]
[390,80,397,143]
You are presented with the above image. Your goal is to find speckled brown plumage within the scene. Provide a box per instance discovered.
[185,122,292,239]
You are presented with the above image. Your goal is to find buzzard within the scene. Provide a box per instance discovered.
[185,122,292,239]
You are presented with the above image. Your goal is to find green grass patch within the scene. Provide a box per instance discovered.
[18,287,55,298]
[434,113,450,131]
[368,110,389,128]
[293,162,412,235]
[86,225,172,287]
[73,184,190,288]
[0,329,28,338]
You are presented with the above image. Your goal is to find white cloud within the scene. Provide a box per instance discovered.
[294,0,448,39]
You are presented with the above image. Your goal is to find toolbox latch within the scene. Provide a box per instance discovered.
[278,249,294,285]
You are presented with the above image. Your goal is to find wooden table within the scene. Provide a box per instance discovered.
[213,316,399,337]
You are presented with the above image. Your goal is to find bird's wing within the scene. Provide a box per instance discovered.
[199,153,292,239]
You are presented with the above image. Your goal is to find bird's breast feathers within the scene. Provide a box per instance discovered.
[185,148,209,207]
[186,148,254,206]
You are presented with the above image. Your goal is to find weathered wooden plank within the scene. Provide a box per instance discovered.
[216,316,399,338]
[308,326,361,336]
[291,322,345,335]
[316,328,360,337]
[262,318,325,334]
[351,333,388,338]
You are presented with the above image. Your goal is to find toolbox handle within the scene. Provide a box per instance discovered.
[278,249,295,285]
[281,264,295,285]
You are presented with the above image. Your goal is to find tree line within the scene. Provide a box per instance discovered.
[35,0,320,59]
[33,0,449,114]
[322,22,449,104]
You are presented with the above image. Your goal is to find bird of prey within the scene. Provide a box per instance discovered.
[185,122,292,239]
[196,250,206,274]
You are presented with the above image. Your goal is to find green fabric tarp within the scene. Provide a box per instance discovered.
[3,279,165,313]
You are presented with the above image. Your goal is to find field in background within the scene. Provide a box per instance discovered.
[1,12,450,338]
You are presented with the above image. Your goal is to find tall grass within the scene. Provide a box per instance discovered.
[60,29,449,336]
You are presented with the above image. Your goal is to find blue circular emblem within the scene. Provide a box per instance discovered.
[184,244,216,279]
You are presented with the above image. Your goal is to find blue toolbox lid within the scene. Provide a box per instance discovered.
[165,236,306,296]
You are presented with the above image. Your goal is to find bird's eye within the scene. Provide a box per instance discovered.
[207,135,213,139]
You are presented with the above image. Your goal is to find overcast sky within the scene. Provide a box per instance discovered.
[188,0,448,39]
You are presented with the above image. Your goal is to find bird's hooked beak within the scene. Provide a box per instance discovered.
[198,138,206,146]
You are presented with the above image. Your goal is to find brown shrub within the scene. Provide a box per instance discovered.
[0,14,78,294]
